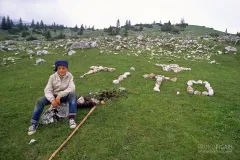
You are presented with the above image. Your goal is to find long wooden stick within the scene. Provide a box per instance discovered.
[48,106,97,160]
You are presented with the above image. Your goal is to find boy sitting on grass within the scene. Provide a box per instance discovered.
[28,60,77,135]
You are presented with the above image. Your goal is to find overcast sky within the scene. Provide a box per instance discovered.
[0,0,239,33]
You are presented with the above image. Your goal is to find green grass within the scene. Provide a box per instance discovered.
[0,42,239,160]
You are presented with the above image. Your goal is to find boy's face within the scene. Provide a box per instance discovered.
[57,66,68,76]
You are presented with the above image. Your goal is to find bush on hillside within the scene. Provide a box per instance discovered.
[209,32,219,37]
[8,27,20,35]
[161,24,173,32]
[26,35,38,41]
[32,28,42,34]
[54,31,66,39]
[21,31,30,37]
[172,27,180,34]
[237,32,240,37]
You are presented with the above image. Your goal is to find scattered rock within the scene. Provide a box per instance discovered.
[187,80,214,96]
[28,139,36,145]
[130,67,135,71]
[70,41,98,49]
[27,50,34,55]
[225,46,237,52]
[113,72,131,84]
[35,58,46,65]
[80,66,115,78]
[5,40,15,45]
[68,50,76,56]
[156,64,191,73]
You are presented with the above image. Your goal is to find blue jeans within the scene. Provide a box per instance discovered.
[31,92,77,125]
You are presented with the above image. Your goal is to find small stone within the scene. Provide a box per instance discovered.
[29,139,36,144]
[130,67,135,71]
[113,80,119,84]
[194,91,201,95]
[170,77,177,82]
[208,88,214,96]
[202,91,209,96]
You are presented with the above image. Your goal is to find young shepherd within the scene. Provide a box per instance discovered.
[28,60,77,135]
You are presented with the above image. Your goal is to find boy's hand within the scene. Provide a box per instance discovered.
[51,100,59,108]
[56,96,61,105]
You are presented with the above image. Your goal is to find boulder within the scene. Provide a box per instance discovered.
[5,40,15,45]
[225,46,237,52]
[116,35,121,41]
[137,35,143,40]
[116,46,121,50]
[27,50,34,55]
[8,48,18,51]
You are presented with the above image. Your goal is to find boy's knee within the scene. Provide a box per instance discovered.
[68,91,77,98]
[36,97,45,105]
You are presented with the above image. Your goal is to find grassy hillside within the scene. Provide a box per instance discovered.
[0,25,239,160]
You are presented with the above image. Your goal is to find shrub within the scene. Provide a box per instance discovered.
[55,31,66,39]
[176,23,188,28]
[8,27,20,35]
[172,27,180,34]
[32,29,42,34]
[161,24,173,32]
[26,35,38,41]
[209,32,219,37]
[143,24,153,28]
[132,27,139,31]
[21,31,30,37]
[43,30,52,40]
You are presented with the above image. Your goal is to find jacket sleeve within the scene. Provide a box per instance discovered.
[44,75,55,102]
[57,76,75,98]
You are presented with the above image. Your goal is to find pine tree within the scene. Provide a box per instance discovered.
[108,25,113,35]
[6,16,12,29]
[31,19,35,28]
[125,20,129,30]
[40,20,44,29]
[159,20,162,26]
[124,22,128,36]
[0,16,7,30]
[24,24,28,30]
[18,18,23,30]
[74,24,78,32]
[10,20,14,27]
[168,20,171,25]
[44,24,47,31]
[35,21,40,29]
[237,32,240,37]
[116,19,120,34]
[45,30,52,39]
[92,25,95,31]
[139,23,143,31]
[56,31,66,39]
[180,18,185,24]
[128,20,131,26]
[78,24,84,35]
